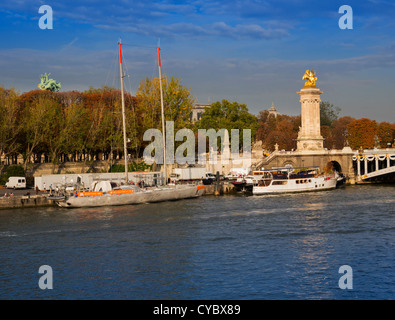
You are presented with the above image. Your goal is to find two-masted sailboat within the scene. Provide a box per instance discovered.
[54,42,204,208]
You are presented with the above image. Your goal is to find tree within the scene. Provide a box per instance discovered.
[347,118,378,149]
[331,116,355,149]
[60,102,89,161]
[0,87,22,165]
[393,123,395,146]
[321,125,334,149]
[256,111,300,151]
[320,101,341,127]
[377,122,395,148]
[136,76,195,133]
[23,97,56,171]
[27,97,64,167]
[83,92,120,161]
[195,99,258,151]
[265,117,299,151]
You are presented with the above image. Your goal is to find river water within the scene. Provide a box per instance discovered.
[0,184,394,300]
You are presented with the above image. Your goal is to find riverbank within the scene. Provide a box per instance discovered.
[203,183,235,195]
[0,195,54,210]
[0,183,238,210]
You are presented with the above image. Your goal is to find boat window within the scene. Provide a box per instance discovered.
[296,180,299,184]
[110,182,119,188]
[272,180,288,185]
[308,180,311,183]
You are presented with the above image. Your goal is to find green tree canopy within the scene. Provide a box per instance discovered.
[0,87,22,164]
[320,101,341,127]
[195,99,258,150]
[136,76,195,133]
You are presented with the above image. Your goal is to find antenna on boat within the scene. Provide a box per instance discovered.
[118,39,129,184]
[157,44,167,185]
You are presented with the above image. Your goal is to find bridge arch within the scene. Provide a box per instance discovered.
[282,160,296,168]
[327,160,342,173]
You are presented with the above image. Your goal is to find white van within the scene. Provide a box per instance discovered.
[5,177,26,189]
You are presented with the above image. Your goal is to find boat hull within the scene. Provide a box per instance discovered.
[57,185,205,208]
[230,181,253,192]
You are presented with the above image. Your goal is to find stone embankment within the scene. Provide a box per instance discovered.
[202,183,235,195]
[0,195,54,210]
[0,183,236,210]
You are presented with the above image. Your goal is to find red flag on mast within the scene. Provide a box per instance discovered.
[157,47,161,67]
[118,42,123,64]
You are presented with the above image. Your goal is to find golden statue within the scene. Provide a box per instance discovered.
[302,69,317,88]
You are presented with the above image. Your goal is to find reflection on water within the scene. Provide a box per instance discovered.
[0,184,394,299]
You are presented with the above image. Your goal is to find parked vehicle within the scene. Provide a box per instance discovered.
[5,177,26,189]
[172,168,207,182]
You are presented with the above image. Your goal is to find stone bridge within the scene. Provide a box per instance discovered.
[353,149,395,183]
[253,147,395,184]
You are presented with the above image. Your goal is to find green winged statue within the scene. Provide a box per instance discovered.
[38,73,61,92]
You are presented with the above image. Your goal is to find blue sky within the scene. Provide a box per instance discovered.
[0,0,394,121]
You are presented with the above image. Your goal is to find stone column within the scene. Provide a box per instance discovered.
[364,156,368,175]
[357,156,361,178]
[296,87,324,151]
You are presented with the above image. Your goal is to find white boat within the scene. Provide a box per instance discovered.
[56,181,204,208]
[230,170,268,192]
[54,42,204,208]
[252,168,337,195]
[230,175,255,192]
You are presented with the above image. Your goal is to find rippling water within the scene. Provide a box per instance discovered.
[0,184,394,300]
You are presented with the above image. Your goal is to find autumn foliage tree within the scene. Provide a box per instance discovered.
[331,116,355,149]
[256,112,300,151]
[0,75,198,169]
[377,122,395,148]
[1,81,393,173]
[347,118,378,149]
[136,76,195,132]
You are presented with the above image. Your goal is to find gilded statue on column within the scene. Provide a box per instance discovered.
[302,69,317,88]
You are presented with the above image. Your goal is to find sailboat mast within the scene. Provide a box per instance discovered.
[118,41,129,184]
[158,47,167,185]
